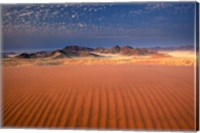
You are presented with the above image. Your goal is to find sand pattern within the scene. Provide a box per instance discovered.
[2,65,195,130]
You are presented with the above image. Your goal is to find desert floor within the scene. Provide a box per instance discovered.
[2,64,195,130]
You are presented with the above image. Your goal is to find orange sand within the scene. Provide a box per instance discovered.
[2,64,195,130]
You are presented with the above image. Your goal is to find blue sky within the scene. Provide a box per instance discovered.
[2,2,196,51]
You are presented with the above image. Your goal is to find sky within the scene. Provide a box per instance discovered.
[2,2,196,51]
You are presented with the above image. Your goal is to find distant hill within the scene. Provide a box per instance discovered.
[150,45,194,51]
[16,45,100,59]
[3,45,180,59]
[94,45,156,56]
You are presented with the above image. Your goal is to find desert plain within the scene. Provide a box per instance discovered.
[2,49,197,130]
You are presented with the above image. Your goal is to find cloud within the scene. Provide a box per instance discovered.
[18,11,33,17]
[144,3,194,14]
[4,12,15,16]
[173,4,194,14]
[51,11,59,15]
[78,23,86,28]
[129,9,143,16]
[145,3,173,10]
[71,14,76,18]
[2,3,194,42]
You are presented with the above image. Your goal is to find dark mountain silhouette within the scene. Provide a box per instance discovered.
[94,45,156,56]
[17,46,100,59]
[110,45,121,54]
[17,53,35,59]
[12,45,187,59]
[63,45,93,52]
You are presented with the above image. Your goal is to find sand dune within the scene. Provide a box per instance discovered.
[158,50,195,58]
[3,55,194,67]
[2,64,195,130]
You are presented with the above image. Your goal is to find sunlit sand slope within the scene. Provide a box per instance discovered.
[3,65,195,130]
[3,52,195,67]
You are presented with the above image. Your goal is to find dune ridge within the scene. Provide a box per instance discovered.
[3,65,195,130]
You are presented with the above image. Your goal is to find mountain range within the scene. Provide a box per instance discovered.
[15,45,158,59]
[149,45,194,51]
[3,45,194,59]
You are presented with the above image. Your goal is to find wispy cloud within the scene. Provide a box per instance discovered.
[2,3,195,50]
[18,11,33,17]
[145,3,173,10]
